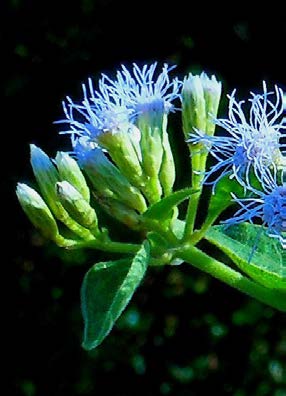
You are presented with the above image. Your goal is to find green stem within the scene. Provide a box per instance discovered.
[68,239,141,254]
[183,188,201,240]
[176,245,286,312]
[189,180,236,245]
[189,204,228,245]
[183,152,206,241]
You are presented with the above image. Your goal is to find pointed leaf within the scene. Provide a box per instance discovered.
[81,241,150,350]
[206,223,286,290]
[142,187,198,221]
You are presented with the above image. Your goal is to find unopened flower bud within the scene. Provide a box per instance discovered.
[97,196,141,230]
[16,183,59,241]
[30,144,95,240]
[182,72,222,188]
[182,72,221,138]
[55,152,90,202]
[30,144,63,219]
[134,100,169,203]
[56,181,98,232]
[76,142,147,213]
[200,72,222,136]
[96,125,145,189]
[158,114,176,197]
[182,74,206,138]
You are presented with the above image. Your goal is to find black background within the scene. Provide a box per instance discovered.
[4,1,286,395]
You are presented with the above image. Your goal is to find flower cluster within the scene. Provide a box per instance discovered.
[17,62,286,250]
[188,82,286,247]
[57,62,181,154]
[56,63,182,204]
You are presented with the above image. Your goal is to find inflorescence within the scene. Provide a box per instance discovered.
[57,62,181,156]
[18,63,286,249]
[188,82,286,248]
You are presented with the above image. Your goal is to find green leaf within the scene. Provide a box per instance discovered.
[142,187,198,221]
[206,223,286,290]
[207,176,245,218]
[81,241,150,350]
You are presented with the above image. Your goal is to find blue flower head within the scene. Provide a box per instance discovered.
[225,170,286,248]
[188,83,285,189]
[57,62,181,154]
[100,62,181,125]
[58,79,133,151]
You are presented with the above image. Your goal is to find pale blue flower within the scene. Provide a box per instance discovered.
[100,62,182,118]
[57,80,132,150]
[57,63,181,155]
[224,171,286,248]
[188,83,285,189]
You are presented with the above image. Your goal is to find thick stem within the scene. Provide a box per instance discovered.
[176,245,286,312]
[183,152,207,241]
[183,190,201,240]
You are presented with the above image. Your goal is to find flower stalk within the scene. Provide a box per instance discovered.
[176,244,286,312]
[182,72,222,239]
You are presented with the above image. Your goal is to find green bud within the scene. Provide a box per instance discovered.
[134,100,176,200]
[182,72,222,187]
[158,114,176,197]
[30,144,63,219]
[138,100,165,177]
[182,74,206,138]
[55,152,90,202]
[81,148,147,213]
[16,183,59,241]
[139,124,163,203]
[182,72,222,138]
[56,181,99,232]
[97,196,141,230]
[30,145,94,241]
[96,125,145,189]
[200,72,222,136]
[134,100,169,203]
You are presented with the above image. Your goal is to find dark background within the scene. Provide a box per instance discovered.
[4,1,286,395]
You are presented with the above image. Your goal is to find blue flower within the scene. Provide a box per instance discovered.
[224,170,286,248]
[188,83,285,189]
[57,80,133,150]
[57,62,181,152]
[101,62,181,117]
